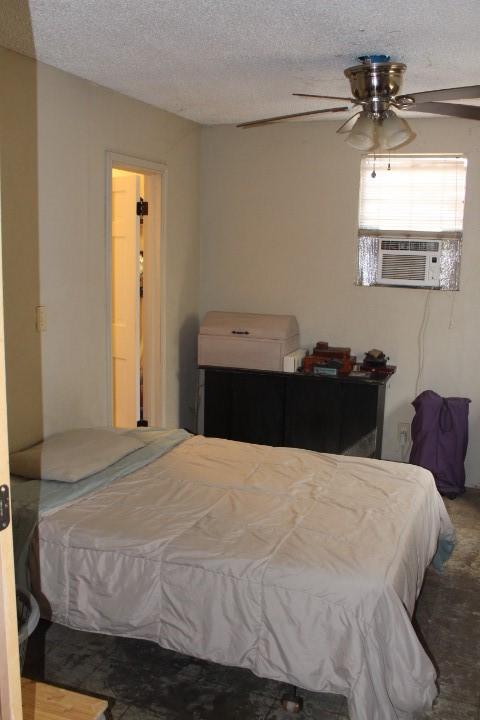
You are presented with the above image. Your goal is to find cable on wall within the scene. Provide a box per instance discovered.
[400,434,412,463]
[415,289,432,399]
[448,288,457,330]
[193,369,204,435]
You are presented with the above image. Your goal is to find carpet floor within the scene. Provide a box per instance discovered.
[23,489,480,720]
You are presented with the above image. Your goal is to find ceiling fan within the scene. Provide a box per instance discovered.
[237,55,480,151]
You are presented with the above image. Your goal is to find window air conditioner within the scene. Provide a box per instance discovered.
[377,239,442,287]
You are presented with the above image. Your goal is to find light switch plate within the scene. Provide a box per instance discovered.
[35,305,47,332]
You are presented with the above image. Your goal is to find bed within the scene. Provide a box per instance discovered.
[11,427,455,720]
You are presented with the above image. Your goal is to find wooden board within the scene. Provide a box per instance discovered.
[21,679,107,720]
[0,197,23,720]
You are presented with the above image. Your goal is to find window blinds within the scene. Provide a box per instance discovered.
[358,155,467,234]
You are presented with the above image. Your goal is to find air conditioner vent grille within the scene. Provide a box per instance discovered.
[380,239,440,252]
[381,254,427,280]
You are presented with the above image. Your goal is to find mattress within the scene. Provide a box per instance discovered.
[28,434,454,720]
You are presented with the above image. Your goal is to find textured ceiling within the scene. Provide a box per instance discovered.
[0,0,479,125]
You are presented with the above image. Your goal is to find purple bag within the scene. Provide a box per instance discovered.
[409,390,471,498]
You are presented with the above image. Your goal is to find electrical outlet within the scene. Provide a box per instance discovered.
[398,422,410,446]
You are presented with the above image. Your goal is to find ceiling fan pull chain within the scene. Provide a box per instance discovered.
[388,153,391,171]
[371,154,376,178]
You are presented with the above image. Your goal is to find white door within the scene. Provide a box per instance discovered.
[0,221,23,717]
[111,175,140,428]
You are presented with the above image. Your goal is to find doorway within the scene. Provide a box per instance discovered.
[107,153,166,429]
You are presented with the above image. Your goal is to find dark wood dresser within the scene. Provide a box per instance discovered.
[202,367,394,458]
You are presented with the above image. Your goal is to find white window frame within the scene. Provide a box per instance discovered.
[357,154,467,290]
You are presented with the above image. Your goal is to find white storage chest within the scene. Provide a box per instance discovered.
[198,311,300,372]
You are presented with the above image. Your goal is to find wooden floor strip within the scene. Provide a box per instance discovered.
[22,678,107,720]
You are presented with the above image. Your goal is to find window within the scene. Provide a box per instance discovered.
[357,155,467,290]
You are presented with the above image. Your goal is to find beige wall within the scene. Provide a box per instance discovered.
[200,120,480,487]
[0,46,42,452]
[0,47,201,449]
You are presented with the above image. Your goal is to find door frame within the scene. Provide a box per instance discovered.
[105,152,167,428]
[0,186,23,718]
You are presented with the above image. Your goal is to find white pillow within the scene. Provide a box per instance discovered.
[10,428,145,482]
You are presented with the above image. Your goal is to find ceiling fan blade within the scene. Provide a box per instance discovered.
[293,93,354,101]
[336,112,361,134]
[237,106,349,128]
[408,101,480,121]
[398,85,480,103]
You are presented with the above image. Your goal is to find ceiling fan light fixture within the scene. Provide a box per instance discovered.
[239,54,480,136]
[345,112,376,150]
[378,110,415,150]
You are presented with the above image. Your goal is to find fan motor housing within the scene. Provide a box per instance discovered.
[344,62,406,116]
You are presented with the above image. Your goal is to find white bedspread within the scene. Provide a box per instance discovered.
[30,435,454,720]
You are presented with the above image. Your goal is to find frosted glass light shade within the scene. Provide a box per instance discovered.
[345,112,376,151]
[378,111,415,150]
